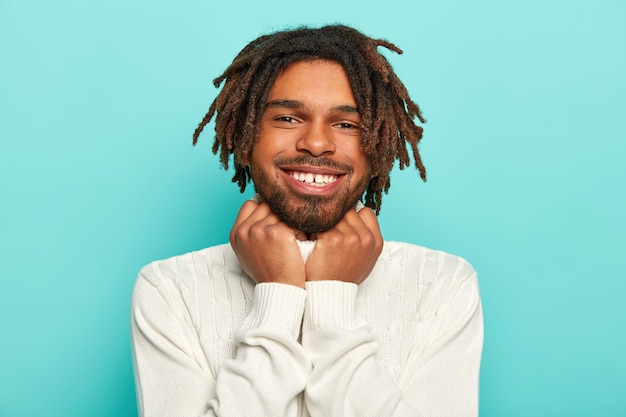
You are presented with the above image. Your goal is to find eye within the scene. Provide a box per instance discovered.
[335,122,360,130]
[268,115,302,129]
[275,116,298,123]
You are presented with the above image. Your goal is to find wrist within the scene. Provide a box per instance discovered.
[303,281,363,331]
[242,283,307,338]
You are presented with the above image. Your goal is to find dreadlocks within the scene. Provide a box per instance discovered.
[192,24,426,214]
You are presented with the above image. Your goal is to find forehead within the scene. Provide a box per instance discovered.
[267,59,357,106]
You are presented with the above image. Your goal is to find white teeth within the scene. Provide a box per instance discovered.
[290,171,338,186]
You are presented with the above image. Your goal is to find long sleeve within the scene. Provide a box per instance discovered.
[131,260,311,417]
[301,250,483,417]
[131,241,482,417]
[302,281,415,417]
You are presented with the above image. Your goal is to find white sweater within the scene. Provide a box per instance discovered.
[131,240,483,417]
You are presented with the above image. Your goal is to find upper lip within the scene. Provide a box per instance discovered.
[279,165,346,176]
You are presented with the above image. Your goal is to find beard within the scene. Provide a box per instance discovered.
[250,156,370,234]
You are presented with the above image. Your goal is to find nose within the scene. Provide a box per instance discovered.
[296,121,335,156]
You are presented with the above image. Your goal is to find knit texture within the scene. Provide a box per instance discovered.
[131,241,483,417]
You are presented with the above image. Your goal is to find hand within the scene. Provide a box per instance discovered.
[230,200,306,288]
[305,207,383,285]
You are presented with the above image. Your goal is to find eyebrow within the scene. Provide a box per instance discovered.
[265,100,359,114]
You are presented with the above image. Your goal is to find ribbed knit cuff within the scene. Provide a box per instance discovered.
[303,281,361,331]
[241,283,306,339]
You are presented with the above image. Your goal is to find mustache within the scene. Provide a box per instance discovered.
[273,155,354,173]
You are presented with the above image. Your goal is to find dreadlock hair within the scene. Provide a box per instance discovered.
[192,24,426,214]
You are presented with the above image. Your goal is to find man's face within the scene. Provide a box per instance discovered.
[249,59,371,234]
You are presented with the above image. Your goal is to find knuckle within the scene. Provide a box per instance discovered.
[234,225,248,239]
[248,224,265,240]
[362,233,374,247]
[266,224,284,240]
[345,233,359,246]
[230,226,243,244]
[327,233,343,246]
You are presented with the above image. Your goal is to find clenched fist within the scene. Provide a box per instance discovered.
[230,200,383,288]
[230,200,306,288]
[306,207,383,284]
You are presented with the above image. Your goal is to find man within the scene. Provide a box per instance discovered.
[131,25,483,417]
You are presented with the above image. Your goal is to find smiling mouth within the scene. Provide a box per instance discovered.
[287,170,340,187]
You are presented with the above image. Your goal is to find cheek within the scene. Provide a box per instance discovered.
[342,142,370,175]
[255,129,296,157]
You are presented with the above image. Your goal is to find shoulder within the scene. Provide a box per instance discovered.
[132,244,248,315]
[381,240,477,284]
[380,241,482,340]
[379,241,480,316]
[136,243,241,289]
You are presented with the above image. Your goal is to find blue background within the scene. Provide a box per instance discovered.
[1,0,624,416]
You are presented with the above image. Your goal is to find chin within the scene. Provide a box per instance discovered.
[278,209,344,235]
[262,189,359,234]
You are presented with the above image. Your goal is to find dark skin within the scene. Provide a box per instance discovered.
[230,201,383,289]
[229,61,383,289]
